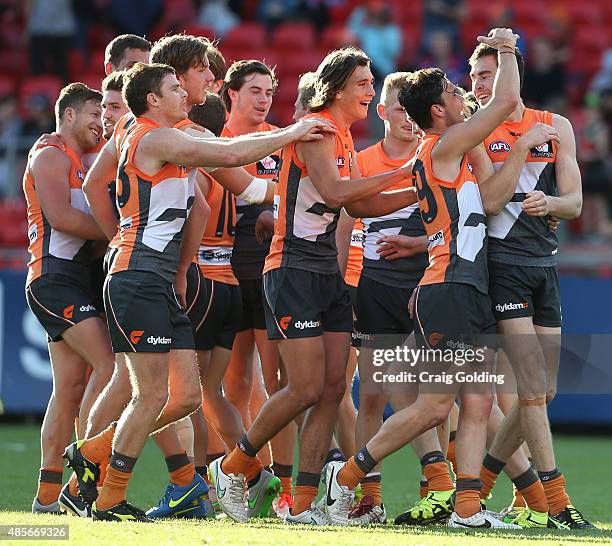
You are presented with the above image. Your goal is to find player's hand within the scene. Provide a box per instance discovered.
[477,28,519,51]
[548,215,560,231]
[174,271,187,309]
[519,123,560,150]
[522,190,551,216]
[29,132,65,158]
[376,235,427,260]
[290,117,337,142]
[255,210,274,245]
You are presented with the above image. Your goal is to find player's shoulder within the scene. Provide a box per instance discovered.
[31,144,71,168]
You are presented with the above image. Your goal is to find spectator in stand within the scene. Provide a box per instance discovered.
[197,0,239,38]
[523,36,567,112]
[26,0,76,82]
[256,0,300,30]
[19,94,55,148]
[416,29,466,89]
[347,1,401,82]
[0,96,23,197]
[591,49,612,95]
[108,0,163,37]
[422,0,466,51]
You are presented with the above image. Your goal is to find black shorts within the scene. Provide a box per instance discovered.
[103,246,119,276]
[488,262,562,327]
[193,278,242,351]
[353,276,415,348]
[104,270,194,353]
[414,283,496,350]
[26,274,99,342]
[263,268,353,340]
[237,277,267,331]
[347,284,358,309]
[184,263,209,350]
[90,256,105,313]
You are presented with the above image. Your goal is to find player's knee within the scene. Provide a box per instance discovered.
[359,393,386,416]
[319,376,346,406]
[54,379,86,408]
[226,375,252,404]
[426,398,457,428]
[289,380,323,410]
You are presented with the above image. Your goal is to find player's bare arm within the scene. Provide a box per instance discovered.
[33,147,106,241]
[375,234,428,261]
[83,140,120,240]
[335,209,354,277]
[138,117,336,171]
[523,115,582,219]
[433,28,520,175]
[471,123,560,214]
[299,134,411,209]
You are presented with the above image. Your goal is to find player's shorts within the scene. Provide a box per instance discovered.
[193,276,242,351]
[237,277,267,331]
[413,282,496,351]
[26,273,99,342]
[102,246,119,276]
[184,262,209,350]
[353,276,416,348]
[104,270,194,354]
[90,256,105,313]
[347,284,358,309]
[263,268,353,340]
[488,262,562,327]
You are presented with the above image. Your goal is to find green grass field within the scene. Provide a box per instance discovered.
[1,425,611,545]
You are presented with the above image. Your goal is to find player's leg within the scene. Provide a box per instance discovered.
[336,346,357,457]
[225,329,255,425]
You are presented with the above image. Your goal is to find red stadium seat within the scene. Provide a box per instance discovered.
[221,23,267,51]
[277,52,324,79]
[320,24,352,52]
[183,24,216,41]
[0,75,16,98]
[272,22,315,51]
[78,72,104,91]
[19,76,62,112]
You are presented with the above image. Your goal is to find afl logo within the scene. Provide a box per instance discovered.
[489,140,511,153]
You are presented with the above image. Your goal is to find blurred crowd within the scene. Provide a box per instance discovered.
[0,0,611,252]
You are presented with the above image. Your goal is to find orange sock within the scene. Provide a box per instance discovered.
[419,480,428,499]
[95,465,132,510]
[455,474,481,518]
[423,462,454,492]
[222,447,262,482]
[542,473,571,515]
[36,468,63,505]
[291,485,318,515]
[170,462,196,487]
[279,476,292,495]
[512,484,527,508]
[81,422,116,464]
[97,455,109,488]
[337,457,366,490]
[480,466,498,499]
[447,433,457,475]
[361,481,382,506]
[68,473,79,497]
[519,480,548,513]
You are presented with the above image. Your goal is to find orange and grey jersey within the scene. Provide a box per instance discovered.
[221,122,279,280]
[197,169,238,285]
[24,144,93,285]
[485,108,558,266]
[109,116,194,283]
[413,133,488,293]
[358,141,427,287]
[264,110,355,275]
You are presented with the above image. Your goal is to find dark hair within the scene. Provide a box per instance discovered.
[56,82,102,123]
[188,95,226,137]
[105,34,151,68]
[310,47,370,112]
[398,68,446,130]
[468,43,525,91]
[206,44,227,82]
[102,70,125,94]
[150,34,210,76]
[296,71,317,112]
[123,63,175,117]
[221,60,277,112]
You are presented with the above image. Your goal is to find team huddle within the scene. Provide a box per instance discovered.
[24,26,595,530]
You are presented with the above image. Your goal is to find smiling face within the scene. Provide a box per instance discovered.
[336,63,376,122]
[439,79,466,127]
[178,56,215,107]
[101,89,129,139]
[469,54,498,108]
[228,72,274,126]
[73,99,103,149]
